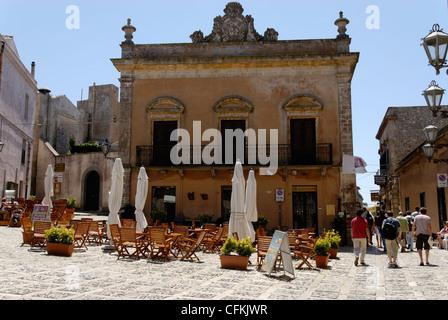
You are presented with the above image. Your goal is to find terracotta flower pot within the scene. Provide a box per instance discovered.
[220,254,250,270]
[46,242,75,257]
[329,248,338,259]
[315,254,330,268]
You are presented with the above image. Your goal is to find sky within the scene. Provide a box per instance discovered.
[1,0,447,207]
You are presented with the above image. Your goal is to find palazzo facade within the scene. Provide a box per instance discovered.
[112,3,359,232]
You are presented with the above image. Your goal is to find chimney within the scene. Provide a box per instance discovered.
[31,61,35,78]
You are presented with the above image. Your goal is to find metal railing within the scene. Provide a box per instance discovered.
[136,143,332,167]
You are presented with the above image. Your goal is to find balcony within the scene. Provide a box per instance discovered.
[136,144,332,167]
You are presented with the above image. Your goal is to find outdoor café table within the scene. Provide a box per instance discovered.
[192,228,211,238]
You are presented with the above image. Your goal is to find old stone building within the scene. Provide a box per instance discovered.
[375,106,446,216]
[111,3,360,232]
[34,83,120,211]
[0,35,38,199]
[395,122,448,230]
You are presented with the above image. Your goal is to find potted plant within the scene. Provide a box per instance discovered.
[150,208,167,223]
[64,198,77,220]
[252,215,269,230]
[220,237,256,270]
[198,214,213,226]
[313,236,331,268]
[326,229,341,259]
[200,193,208,200]
[45,226,75,257]
[187,192,195,200]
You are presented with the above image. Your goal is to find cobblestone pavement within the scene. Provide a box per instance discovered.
[1,214,448,302]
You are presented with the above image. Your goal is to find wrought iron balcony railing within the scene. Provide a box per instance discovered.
[136,144,332,167]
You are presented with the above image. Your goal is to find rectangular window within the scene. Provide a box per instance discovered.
[21,139,26,165]
[290,118,316,165]
[24,94,29,121]
[420,192,426,208]
[405,197,410,212]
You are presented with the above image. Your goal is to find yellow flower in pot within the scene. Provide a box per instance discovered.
[220,237,255,270]
[313,236,331,268]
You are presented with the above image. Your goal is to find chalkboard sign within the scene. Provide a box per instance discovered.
[261,230,294,277]
[30,205,51,224]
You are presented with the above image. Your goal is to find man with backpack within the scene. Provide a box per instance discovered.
[381,211,402,268]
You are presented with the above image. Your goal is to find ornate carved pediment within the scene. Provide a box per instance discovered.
[190,2,278,43]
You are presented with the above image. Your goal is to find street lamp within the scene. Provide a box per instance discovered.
[422,24,448,75]
[102,139,111,158]
[422,80,448,117]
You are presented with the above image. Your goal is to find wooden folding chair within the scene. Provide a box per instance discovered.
[87,220,103,245]
[180,231,206,262]
[109,224,121,256]
[73,221,90,250]
[31,221,52,247]
[120,219,136,228]
[203,227,224,253]
[256,236,272,269]
[148,228,172,261]
[203,223,216,232]
[50,199,67,222]
[118,227,143,260]
[21,217,33,246]
[295,238,316,270]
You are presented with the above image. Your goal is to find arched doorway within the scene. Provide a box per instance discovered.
[84,171,100,211]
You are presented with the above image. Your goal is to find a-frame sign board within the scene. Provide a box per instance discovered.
[261,230,295,278]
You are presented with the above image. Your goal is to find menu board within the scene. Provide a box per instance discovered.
[30,205,51,224]
[261,230,294,277]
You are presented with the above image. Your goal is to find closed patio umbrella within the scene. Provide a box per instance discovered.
[134,166,148,232]
[107,158,124,239]
[42,165,54,207]
[243,169,257,241]
[229,160,255,241]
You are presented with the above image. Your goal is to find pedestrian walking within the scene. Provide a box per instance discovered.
[363,207,375,245]
[374,211,384,248]
[411,206,420,218]
[412,207,432,266]
[396,212,408,252]
[405,210,414,251]
[381,211,402,268]
[351,208,370,266]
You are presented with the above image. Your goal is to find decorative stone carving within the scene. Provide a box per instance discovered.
[122,18,136,44]
[190,2,278,43]
[334,11,349,39]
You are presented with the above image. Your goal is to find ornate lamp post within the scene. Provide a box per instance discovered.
[422,24,448,75]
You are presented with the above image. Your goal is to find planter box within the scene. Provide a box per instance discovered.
[329,248,338,259]
[315,254,330,268]
[46,242,75,257]
[220,254,250,270]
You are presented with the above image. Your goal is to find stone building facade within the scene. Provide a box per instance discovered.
[111,3,359,232]
[375,106,446,215]
[33,83,120,211]
[0,35,38,199]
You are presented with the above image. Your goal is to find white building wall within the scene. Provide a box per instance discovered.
[0,35,38,199]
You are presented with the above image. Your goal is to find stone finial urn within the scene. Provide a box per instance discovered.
[122,18,136,44]
[334,11,350,39]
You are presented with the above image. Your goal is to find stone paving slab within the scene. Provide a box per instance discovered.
[1,221,448,303]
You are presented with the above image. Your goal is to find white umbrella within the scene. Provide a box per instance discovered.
[42,165,54,207]
[107,158,124,239]
[229,160,255,242]
[244,169,258,221]
[134,166,148,232]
